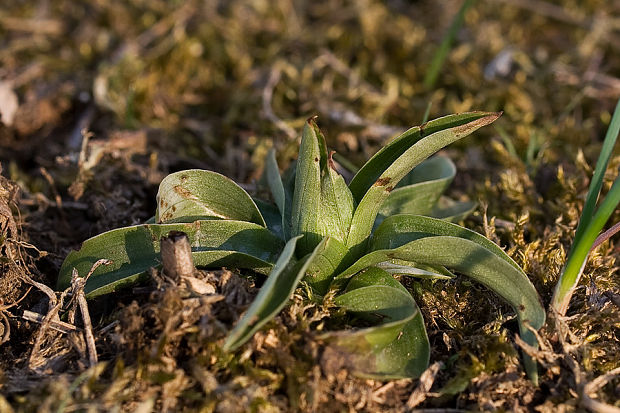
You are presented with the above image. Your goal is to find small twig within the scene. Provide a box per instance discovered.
[76,288,97,367]
[21,310,79,334]
[69,259,112,367]
[590,221,620,251]
[0,286,32,311]
[98,320,120,335]
[514,334,561,366]
[20,275,57,307]
[581,397,620,413]
[39,167,63,210]
[28,290,68,369]
[584,367,620,396]
[492,0,591,28]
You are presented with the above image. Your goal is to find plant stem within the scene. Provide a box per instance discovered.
[423,0,476,89]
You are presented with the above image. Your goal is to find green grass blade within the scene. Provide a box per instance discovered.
[552,99,620,315]
[572,99,620,247]
[156,169,266,226]
[423,0,476,89]
[346,113,501,254]
[553,172,620,314]
[282,160,297,239]
[321,267,429,379]
[57,220,284,297]
[223,235,328,351]
[421,101,432,124]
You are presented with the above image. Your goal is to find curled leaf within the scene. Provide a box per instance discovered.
[321,267,429,379]
[156,169,265,226]
[338,215,545,382]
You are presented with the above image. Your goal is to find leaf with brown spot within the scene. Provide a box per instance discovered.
[156,169,266,226]
[346,112,501,257]
[57,220,283,298]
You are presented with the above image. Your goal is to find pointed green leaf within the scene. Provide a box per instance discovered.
[223,236,328,351]
[318,153,355,243]
[291,119,355,255]
[291,120,324,255]
[349,112,497,202]
[57,220,283,298]
[321,267,429,379]
[375,156,456,227]
[371,215,521,271]
[346,112,501,255]
[281,159,297,239]
[156,169,265,226]
[265,148,286,216]
[553,98,620,315]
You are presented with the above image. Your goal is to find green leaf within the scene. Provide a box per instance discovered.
[572,99,620,248]
[291,119,325,255]
[375,156,456,227]
[265,148,286,216]
[281,159,297,239]
[349,113,497,203]
[264,148,290,240]
[371,215,520,270]
[552,98,620,315]
[375,261,453,280]
[321,267,429,379]
[337,215,545,382]
[291,118,354,255]
[223,236,328,351]
[346,112,501,255]
[57,220,283,298]
[430,197,477,223]
[303,236,348,295]
[318,152,355,243]
[155,169,265,226]
[253,198,285,239]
